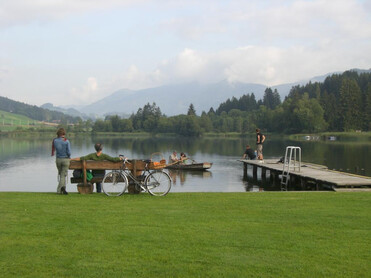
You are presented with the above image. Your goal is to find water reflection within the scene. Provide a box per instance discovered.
[168,170,212,186]
[242,168,281,192]
[0,134,370,192]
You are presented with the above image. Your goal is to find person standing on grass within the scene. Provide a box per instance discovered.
[256,128,265,160]
[52,127,71,195]
[71,143,123,193]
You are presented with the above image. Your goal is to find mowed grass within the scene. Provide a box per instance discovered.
[0,192,370,278]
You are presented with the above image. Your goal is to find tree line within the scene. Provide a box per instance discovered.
[90,71,371,135]
[2,70,369,135]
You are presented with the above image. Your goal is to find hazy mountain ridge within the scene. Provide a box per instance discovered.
[3,68,370,120]
[80,78,317,116]
[82,81,273,116]
[70,68,371,117]
[40,103,90,119]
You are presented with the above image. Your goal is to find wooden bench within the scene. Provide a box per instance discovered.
[69,160,148,194]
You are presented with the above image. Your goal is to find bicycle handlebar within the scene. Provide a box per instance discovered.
[119,155,129,164]
[119,155,155,168]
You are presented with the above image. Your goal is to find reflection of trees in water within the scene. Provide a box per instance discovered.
[89,135,254,157]
[79,135,371,176]
[242,170,281,192]
[0,137,50,161]
[3,135,369,177]
[168,170,212,186]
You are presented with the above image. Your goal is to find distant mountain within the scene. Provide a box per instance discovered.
[81,81,271,116]
[303,68,371,83]
[81,78,325,116]
[41,103,89,119]
[80,89,137,118]
[58,68,371,117]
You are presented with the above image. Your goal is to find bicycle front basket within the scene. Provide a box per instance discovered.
[149,152,167,169]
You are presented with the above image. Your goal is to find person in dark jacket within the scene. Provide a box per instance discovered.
[242,145,256,160]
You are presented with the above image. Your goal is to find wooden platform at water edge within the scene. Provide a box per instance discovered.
[240,159,371,191]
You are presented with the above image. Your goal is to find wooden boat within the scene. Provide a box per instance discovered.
[165,162,212,171]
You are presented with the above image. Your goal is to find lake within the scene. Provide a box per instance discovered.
[0,134,370,193]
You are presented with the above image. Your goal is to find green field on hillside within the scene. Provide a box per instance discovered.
[1,192,370,278]
[0,109,56,131]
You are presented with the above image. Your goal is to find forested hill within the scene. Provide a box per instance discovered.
[91,70,371,135]
[1,70,370,135]
[212,70,371,133]
[0,96,81,123]
[287,70,371,132]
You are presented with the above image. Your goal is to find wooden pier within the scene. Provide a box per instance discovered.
[240,159,371,191]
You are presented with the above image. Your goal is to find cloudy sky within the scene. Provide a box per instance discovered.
[0,0,370,106]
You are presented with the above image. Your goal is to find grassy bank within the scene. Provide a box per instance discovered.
[3,128,371,141]
[1,192,370,277]
[289,131,371,141]
[0,110,58,132]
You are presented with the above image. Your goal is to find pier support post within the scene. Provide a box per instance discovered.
[270,171,280,187]
[300,178,307,190]
[270,171,275,185]
[243,162,248,179]
[253,165,257,180]
[262,168,266,179]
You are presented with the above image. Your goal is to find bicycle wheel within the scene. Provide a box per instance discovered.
[145,170,172,196]
[102,171,128,196]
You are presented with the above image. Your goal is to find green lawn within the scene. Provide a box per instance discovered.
[0,192,370,278]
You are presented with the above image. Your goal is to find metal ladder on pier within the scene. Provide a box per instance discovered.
[281,146,301,191]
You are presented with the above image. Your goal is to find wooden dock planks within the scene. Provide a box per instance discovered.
[240,159,371,188]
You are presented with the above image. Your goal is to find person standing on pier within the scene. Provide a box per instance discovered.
[256,128,265,160]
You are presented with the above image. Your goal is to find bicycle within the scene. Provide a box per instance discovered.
[102,157,172,197]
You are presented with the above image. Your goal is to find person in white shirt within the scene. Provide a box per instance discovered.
[169,151,179,163]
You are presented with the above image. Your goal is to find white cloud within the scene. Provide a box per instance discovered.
[108,65,166,91]
[0,66,10,81]
[0,0,145,28]
[161,49,210,81]
[259,0,371,41]
[109,0,370,88]
[161,15,227,40]
[69,77,99,104]
[0,0,370,106]
[110,41,371,91]
[158,0,371,45]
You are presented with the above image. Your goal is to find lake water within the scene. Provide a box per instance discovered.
[0,134,370,193]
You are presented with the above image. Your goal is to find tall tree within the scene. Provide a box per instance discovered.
[364,83,371,130]
[321,90,339,131]
[130,102,162,131]
[199,112,213,132]
[272,89,281,108]
[293,94,327,133]
[187,103,196,116]
[340,78,362,131]
[263,87,274,109]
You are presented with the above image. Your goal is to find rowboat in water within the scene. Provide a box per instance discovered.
[165,162,212,171]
